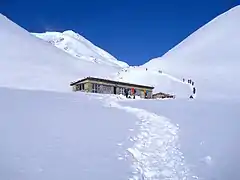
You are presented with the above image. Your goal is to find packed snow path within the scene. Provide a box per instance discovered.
[98,95,195,180]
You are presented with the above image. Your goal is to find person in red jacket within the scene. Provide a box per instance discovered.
[131,88,136,99]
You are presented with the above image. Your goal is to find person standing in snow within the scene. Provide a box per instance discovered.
[193,87,196,94]
[124,88,128,98]
[132,88,136,99]
[131,88,135,99]
[145,90,148,98]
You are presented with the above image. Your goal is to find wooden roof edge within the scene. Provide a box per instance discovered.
[70,77,89,86]
[70,76,154,89]
[152,92,175,96]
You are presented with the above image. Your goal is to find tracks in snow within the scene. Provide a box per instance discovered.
[101,96,195,180]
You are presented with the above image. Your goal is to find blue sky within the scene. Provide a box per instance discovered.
[1,0,239,65]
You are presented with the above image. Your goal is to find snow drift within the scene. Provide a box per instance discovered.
[0,87,136,180]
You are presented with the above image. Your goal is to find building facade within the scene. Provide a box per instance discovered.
[70,77,154,98]
[152,92,175,99]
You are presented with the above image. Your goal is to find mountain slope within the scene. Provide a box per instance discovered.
[0,14,124,92]
[142,5,240,99]
[32,31,128,68]
[113,66,192,98]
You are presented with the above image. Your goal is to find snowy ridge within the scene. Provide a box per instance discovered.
[32,31,129,68]
[142,6,240,99]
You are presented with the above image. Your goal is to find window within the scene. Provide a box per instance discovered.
[135,89,141,96]
[92,83,97,93]
[76,84,80,91]
[75,83,85,91]
[119,87,125,95]
[81,84,85,90]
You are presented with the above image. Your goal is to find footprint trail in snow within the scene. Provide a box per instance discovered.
[101,95,197,180]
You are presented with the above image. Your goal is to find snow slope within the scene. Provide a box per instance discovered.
[0,14,125,92]
[32,31,128,68]
[113,66,193,98]
[143,6,240,99]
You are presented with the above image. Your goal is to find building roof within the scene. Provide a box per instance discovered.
[70,76,154,89]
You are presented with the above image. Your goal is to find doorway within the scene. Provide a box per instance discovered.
[113,87,117,94]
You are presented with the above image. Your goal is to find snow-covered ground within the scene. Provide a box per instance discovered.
[0,88,136,180]
[120,98,240,180]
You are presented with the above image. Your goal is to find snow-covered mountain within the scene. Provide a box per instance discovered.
[0,14,127,92]
[32,31,128,68]
[0,13,190,97]
[142,5,240,99]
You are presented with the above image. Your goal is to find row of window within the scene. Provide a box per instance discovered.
[75,83,150,97]
[91,83,144,96]
[75,84,85,91]
[92,83,113,94]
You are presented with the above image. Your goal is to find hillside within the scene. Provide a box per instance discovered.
[113,66,193,98]
[32,31,128,68]
[142,6,240,99]
[0,14,125,92]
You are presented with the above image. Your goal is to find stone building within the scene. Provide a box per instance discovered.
[70,76,154,98]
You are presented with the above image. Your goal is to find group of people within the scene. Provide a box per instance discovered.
[183,78,194,86]
[124,88,148,99]
[183,78,196,99]
[124,88,136,99]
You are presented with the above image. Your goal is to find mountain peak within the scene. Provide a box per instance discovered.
[33,30,129,68]
[62,30,83,40]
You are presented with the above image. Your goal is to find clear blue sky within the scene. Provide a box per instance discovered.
[1,0,239,65]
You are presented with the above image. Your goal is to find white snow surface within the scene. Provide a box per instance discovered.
[1,88,239,180]
[0,14,125,92]
[0,88,136,180]
[120,98,240,180]
[142,6,240,100]
[32,31,129,68]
